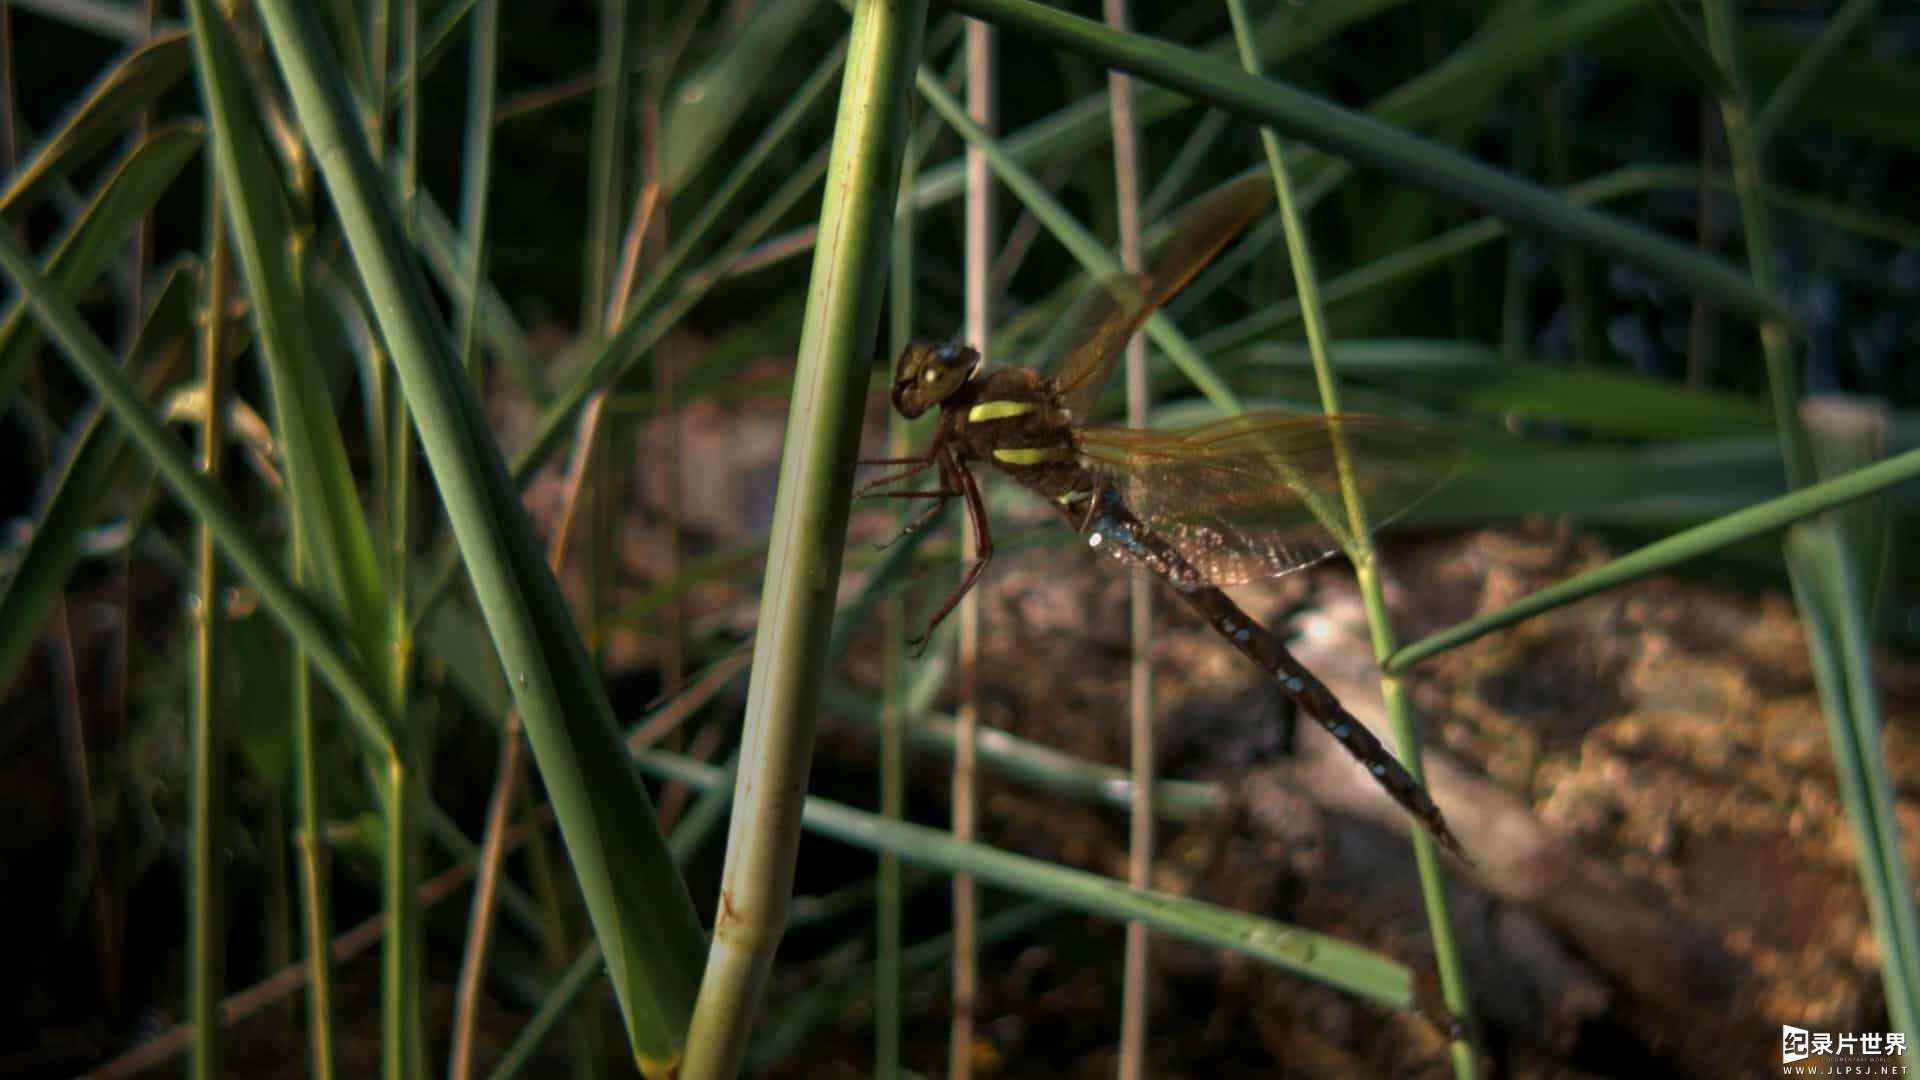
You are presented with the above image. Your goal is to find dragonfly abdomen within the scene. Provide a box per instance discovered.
[1080,488,1205,592]
[1199,593,1467,860]
[1067,487,1467,859]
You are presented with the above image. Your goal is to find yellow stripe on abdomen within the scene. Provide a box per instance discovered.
[992,447,1064,465]
[967,400,1036,422]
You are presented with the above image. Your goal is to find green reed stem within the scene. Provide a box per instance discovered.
[679,3,927,1075]
[1225,3,1476,1074]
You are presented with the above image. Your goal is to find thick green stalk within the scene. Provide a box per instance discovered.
[679,2,927,1075]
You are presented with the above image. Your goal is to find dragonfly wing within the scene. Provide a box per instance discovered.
[1075,413,1460,587]
[1050,175,1270,418]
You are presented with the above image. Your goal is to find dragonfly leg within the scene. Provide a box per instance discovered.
[1070,478,1111,534]
[866,489,955,550]
[907,461,992,657]
[854,458,936,496]
[856,430,948,496]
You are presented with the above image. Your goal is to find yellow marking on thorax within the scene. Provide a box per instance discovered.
[992,447,1064,465]
[968,399,1036,422]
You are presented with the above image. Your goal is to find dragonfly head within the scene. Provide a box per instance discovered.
[891,340,980,419]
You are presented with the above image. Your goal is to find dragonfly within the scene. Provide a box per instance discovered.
[857,175,1466,860]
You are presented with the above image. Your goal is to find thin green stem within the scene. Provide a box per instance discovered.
[1105,1,1154,1071]
[1749,0,1881,151]
[1786,528,1920,1038]
[453,0,498,379]
[645,750,1414,1007]
[1701,0,1808,489]
[875,92,926,1080]
[581,0,632,333]
[289,518,337,1080]
[186,173,232,1080]
[1225,3,1474,1072]
[1389,443,1920,671]
[0,233,398,755]
[943,0,1784,324]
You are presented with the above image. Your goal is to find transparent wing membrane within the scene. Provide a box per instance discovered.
[1075,413,1460,587]
[1049,175,1270,417]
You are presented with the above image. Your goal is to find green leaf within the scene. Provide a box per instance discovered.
[0,123,203,406]
[1461,362,1773,438]
[248,0,710,1065]
[0,264,198,691]
[188,7,391,693]
[663,0,825,193]
[0,31,193,219]
[1652,0,1737,101]
[1592,9,1920,151]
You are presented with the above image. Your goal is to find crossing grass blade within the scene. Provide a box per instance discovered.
[249,0,711,1068]
[0,265,196,691]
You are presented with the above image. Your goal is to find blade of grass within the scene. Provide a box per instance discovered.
[249,1,709,1067]
[660,0,820,194]
[1749,0,1881,150]
[910,0,1403,209]
[1387,442,1920,670]
[1700,0,1809,489]
[1199,163,1919,359]
[581,0,635,333]
[642,750,1415,1007]
[187,2,393,695]
[0,29,190,217]
[942,0,1784,324]
[823,686,1227,822]
[0,265,194,690]
[0,123,201,407]
[1786,522,1920,1038]
[0,232,397,758]
[1792,402,1920,1035]
[407,65,845,638]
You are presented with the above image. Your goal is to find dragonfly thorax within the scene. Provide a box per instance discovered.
[890,340,981,419]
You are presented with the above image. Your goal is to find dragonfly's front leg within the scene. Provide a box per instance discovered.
[907,459,992,657]
[864,487,956,551]
[855,429,948,496]
[854,458,935,497]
